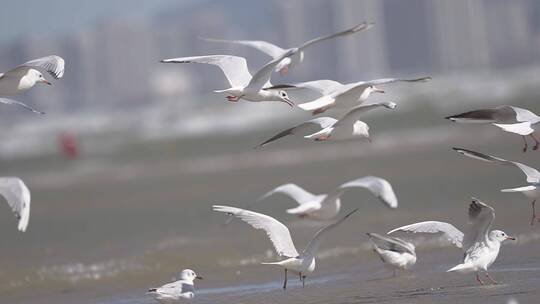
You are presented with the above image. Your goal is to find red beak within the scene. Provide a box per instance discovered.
[506,236,516,241]
[43,79,52,85]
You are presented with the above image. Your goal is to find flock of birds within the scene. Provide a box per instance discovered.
[0,21,539,303]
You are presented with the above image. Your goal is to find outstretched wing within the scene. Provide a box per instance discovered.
[257,184,317,205]
[337,176,398,209]
[213,205,299,257]
[14,55,65,79]
[256,117,337,148]
[200,37,285,58]
[335,102,397,127]
[0,177,31,232]
[302,209,358,257]
[160,55,251,87]
[246,49,295,90]
[0,98,45,115]
[453,147,540,183]
[388,221,464,248]
[462,198,495,250]
[445,105,519,124]
[367,232,415,255]
[297,22,374,51]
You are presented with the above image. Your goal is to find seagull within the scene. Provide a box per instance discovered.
[0,177,31,232]
[160,50,295,106]
[148,269,202,303]
[255,176,397,221]
[256,101,396,147]
[213,205,358,289]
[388,198,515,285]
[201,22,373,75]
[453,147,540,225]
[266,77,430,114]
[445,106,540,152]
[0,55,65,114]
[366,233,416,277]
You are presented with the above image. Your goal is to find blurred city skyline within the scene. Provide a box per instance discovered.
[0,0,539,116]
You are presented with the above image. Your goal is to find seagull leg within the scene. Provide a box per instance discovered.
[312,106,330,115]
[283,268,288,290]
[299,272,302,281]
[531,200,538,226]
[302,275,306,288]
[485,272,498,284]
[476,272,484,285]
[522,136,528,153]
[226,95,241,102]
[279,65,289,76]
[531,133,540,151]
[314,135,330,141]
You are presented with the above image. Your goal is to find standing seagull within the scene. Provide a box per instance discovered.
[148,269,202,303]
[256,176,397,221]
[160,50,294,106]
[445,106,540,152]
[0,55,65,114]
[0,177,31,232]
[266,77,430,114]
[453,147,540,225]
[202,22,373,75]
[367,233,416,277]
[257,101,397,147]
[213,205,357,289]
[388,198,515,285]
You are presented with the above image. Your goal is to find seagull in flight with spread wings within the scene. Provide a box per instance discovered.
[202,22,373,75]
[255,176,397,221]
[0,55,65,114]
[213,205,357,289]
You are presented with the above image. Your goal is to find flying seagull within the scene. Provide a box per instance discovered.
[202,22,373,75]
[213,205,357,289]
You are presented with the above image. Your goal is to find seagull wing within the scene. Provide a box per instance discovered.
[297,22,373,51]
[213,205,299,257]
[160,55,251,88]
[453,147,540,183]
[257,184,318,205]
[388,221,464,248]
[367,233,415,255]
[337,176,398,209]
[0,177,31,232]
[246,49,295,90]
[302,209,358,257]
[200,38,285,58]
[256,117,337,148]
[493,121,534,136]
[265,80,342,104]
[0,98,45,115]
[462,198,495,250]
[445,105,519,124]
[335,102,397,127]
[13,55,65,79]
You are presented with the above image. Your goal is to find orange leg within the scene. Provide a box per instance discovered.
[530,133,539,150]
[522,136,528,153]
[476,272,484,285]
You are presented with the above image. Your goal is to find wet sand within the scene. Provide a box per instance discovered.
[1,112,540,303]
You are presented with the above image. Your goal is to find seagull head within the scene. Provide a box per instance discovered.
[277,90,294,107]
[180,269,203,282]
[490,230,516,243]
[29,69,51,85]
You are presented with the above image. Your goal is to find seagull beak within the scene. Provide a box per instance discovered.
[42,79,52,85]
[195,276,203,280]
[506,236,516,241]
[282,97,294,107]
[373,86,384,93]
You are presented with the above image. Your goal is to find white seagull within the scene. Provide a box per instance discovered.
[202,22,373,75]
[445,106,540,152]
[148,269,202,303]
[255,176,397,221]
[160,50,295,106]
[367,233,416,277]
[453,147,540,225]
[266,77,430,114]
[0,55,65,114]
[0,177,31,232]
[257,101,396,147]
[388,198,515,285]
[213,205,358,289]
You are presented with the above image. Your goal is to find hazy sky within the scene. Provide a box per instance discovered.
[0,0,196,42]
